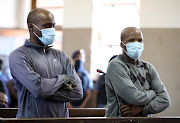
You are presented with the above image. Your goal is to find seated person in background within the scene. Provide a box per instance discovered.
[96,55,118,108]
[9,8,83,118]
[105,27,171,117]
[6,78,18,108]
[0,92,8,108]
[95,74,106,108]
[67,49,93,108]
[0,59,10,106]
[0,80,7,97]
[1,67,18,108]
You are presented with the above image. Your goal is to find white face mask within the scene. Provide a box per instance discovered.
[32,23,56,45]
[122,42,144,59]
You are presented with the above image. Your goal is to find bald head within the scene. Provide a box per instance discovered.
[27,8,54,25]
[0,92,8,105]
[120,27,143,42]
[27,8,55,46]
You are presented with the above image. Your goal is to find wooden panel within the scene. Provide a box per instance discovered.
[0,108,17,118]
[69,108,105,117]
[0,108,180,123]
[0,108,106,118]
[31,0,37,9]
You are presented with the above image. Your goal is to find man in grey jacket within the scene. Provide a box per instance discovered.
[105,27,170,117]
[9,8,83,118]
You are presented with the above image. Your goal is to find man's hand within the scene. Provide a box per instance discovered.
[120,103,133,116]
[61,74,76,91]
[120,103,144,117]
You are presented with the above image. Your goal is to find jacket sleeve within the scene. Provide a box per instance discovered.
[9,50,70,98]
[106,62,156,106]
[142,64,171,116]
[45,52,83,102]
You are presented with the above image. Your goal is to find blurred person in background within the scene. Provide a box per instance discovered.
[95,55,118,108]
[67,49,93,108]
[0,59,10,107]
[0,91,8,108]
[0,59,17,108]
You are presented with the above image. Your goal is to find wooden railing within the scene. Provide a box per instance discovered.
[0,108,106,118]
[0,117,180,123]
[0,108,180,123]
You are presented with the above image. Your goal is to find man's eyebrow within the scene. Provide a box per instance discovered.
[127,38,135,41]
[43,23,56,26]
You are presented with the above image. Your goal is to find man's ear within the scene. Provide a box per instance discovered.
[28,23,33,32]
[120,42,123,48]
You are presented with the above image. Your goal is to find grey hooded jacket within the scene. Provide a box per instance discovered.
[9,39,83,118]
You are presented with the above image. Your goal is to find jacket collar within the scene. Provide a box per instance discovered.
[24,39,53,49]
[118,54,144,67]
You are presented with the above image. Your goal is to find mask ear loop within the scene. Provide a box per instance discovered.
[31,23,41,31]
[121,41,126,46]
[31,23,42,38]
[121,41,127,54]
[33,31,40,38]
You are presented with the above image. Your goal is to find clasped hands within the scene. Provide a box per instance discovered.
[61,74,76,91]
[120,103,143,117]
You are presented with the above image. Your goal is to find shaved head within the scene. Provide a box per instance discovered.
[120,27,144,62]
[27,8,54,25]
[27,8,55,46]
[0,92,8,105]
[120,27,143,42]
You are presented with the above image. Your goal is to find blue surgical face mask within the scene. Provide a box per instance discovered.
[74,60,83,72]
[0,70,2,76]
[122,41,144,59]
[32,23,56,45]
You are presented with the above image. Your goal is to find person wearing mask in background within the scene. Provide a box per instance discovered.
[6,78,18,108]
[67,49,93,108]
[0,59,10,106]
[105,27,170,117]
[0,59,18,108]
[0,79,9,108]
[9,8,83,118]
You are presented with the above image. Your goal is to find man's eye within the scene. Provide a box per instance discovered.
[45,25,51,28]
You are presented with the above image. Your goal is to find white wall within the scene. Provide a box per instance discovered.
[140,0,180,28]
[16,0,32,29]
[0,0,31,29]
[63,0,93,28]
[0,0,17,28]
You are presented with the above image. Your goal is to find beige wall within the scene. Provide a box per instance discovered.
[62,28,92,72]
[140,0,180,28]
[141,28,180,116]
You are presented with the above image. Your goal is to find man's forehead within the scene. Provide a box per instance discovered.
[127,28,141,36]
[36,12,54,22]
[29,9,54,25]
[122,27,143,40]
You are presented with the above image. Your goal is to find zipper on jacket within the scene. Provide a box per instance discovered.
[43,48,53,78]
